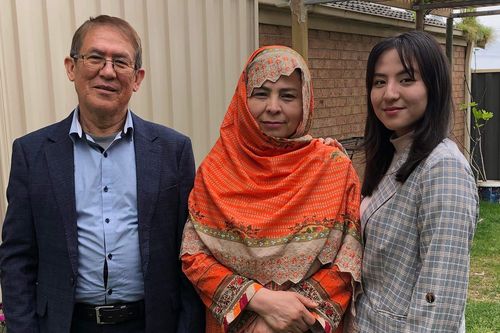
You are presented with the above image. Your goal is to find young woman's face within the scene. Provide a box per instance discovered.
[247,71,303,138]
[370,48,428,137]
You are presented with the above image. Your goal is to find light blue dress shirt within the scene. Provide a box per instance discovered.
[70,109,144,304]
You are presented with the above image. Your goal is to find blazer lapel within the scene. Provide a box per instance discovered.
[133,114,161,274]
[44,115,79,276]
[362,150,409,226]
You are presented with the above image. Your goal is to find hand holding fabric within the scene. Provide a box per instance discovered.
[247,288,318,333]
[317,137,341,149]
[246,316,275,333]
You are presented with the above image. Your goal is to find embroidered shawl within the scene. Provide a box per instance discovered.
[181,45,362,333]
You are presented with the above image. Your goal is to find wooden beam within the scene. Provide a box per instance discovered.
[451,9,500,18]
[304,0,500,13]
[290,0,309,61]
[413,0,500,10]
[446,17,453,66]
[303,0,332,4]
[415,0,424,31]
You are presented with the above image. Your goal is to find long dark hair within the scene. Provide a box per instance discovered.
[362,31,452,196]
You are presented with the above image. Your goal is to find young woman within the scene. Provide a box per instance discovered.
[181,46,362,333]
[355,31,478,332]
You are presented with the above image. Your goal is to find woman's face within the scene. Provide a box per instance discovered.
[370,48,428,137]
[247,71,303,138]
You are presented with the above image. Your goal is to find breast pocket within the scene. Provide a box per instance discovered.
[159,183,178,193]
[154,183,180,227]
[158,184,179,206]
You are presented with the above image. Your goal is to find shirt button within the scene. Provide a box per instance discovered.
[105,218,110,223]
[108,253,113,260]
[108,289,113,295]
[425,292,435,303]
[103,152,108,158]
[103,186,108,192]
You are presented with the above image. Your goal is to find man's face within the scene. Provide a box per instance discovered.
[64,25,145,119]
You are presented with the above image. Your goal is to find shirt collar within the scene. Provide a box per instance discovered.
[69,107,134,141]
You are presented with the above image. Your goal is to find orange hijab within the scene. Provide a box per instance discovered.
[186,46,361,285]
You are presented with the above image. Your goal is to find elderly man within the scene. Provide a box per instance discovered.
[0,15,204,333]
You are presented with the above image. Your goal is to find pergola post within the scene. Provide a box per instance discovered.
[446,17,454,66]
[290,0,308,62]
[415,0,425,31]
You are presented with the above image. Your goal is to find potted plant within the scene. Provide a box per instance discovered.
[456,16,493,48]
[460,101,498,202]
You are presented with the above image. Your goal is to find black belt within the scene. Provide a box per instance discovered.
[73,300,144,325]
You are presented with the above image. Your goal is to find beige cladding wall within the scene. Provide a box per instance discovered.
[0,0,258,221]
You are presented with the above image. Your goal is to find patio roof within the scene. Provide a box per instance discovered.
[289,0,500,61]
[304,0,500,17]
[323,0,446,27]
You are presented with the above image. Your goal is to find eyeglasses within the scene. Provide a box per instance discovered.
[72,54,136,74]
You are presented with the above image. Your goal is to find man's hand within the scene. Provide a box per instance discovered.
[247,288,318,333]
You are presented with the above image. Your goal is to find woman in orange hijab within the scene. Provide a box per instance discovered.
[181,45,362,333]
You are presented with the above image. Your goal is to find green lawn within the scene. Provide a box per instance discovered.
[466,201,500,333]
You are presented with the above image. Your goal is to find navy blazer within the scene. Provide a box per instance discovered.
[0,112,205,333]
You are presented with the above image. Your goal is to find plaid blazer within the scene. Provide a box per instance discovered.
[355,139,478,332]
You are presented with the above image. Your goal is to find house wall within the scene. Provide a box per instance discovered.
[0,0,258,221]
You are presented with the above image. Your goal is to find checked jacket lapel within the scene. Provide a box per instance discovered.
[362,150,409,237]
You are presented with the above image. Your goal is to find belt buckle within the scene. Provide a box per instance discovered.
[95,305,115,325]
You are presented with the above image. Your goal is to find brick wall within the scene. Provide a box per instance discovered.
[451,47,466,151]
[259,24,468,175]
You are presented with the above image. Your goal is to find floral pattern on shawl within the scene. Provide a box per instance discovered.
[183,214,358,285]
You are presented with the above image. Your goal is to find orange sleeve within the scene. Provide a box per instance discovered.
[291,266,352,333]
[181,239,262,331]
